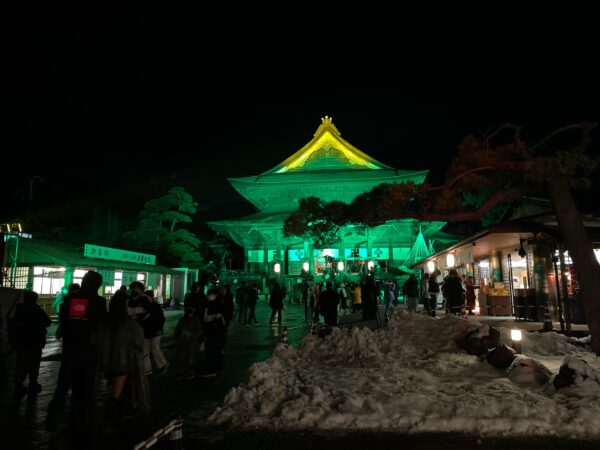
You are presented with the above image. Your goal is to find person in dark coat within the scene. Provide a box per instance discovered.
[268,281,284,325]
[464,276,479,315]
[300,281,310,321]
[59,270,107,422]
[402,274,420,314]
[319,282,339,326]
[13,290,51,399]
[144,290,168,374]
[420,273,430,315]
[50,283,81,407]
[128,281,152,375]
[96,292,148,428]
[203,288,227,376]
[383,281,396,319]
[245,284,259,324]
[442,269,466,316]
[174,308,203,380]
[361,276,379,321]
[220,285,235,326]
[427,269,443,318]
[235,281,247,325]
[184,282,207,317]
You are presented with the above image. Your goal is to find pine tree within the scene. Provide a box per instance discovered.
[125,187,203,267]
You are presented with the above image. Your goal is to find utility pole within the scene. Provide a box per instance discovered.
[0,231,6,287]
[0,223,23,288]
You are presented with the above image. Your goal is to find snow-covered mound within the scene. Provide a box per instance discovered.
[208,313,600,437]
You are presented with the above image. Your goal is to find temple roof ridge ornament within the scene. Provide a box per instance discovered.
[314,115,341,137]
[265,116,393,175]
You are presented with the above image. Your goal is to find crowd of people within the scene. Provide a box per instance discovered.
[421,269,479,317]
[6,267,479,435]
[8,271,175,432]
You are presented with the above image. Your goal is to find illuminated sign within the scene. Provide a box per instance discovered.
[345,248,367,260]
[288,249,305,262]
[84,244,156,265]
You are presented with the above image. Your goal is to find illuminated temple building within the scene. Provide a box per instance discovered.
[208,117,456,279]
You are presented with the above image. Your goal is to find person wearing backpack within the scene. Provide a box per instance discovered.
[59,270,107,422]
[12,290,51,399]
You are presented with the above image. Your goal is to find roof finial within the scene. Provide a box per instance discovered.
[315,115,340,136]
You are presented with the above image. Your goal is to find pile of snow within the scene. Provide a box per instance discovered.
[507,356,552,385]
[553,356,600,395]
[208,313,600,437]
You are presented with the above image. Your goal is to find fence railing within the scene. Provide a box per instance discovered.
[133,416,183,450]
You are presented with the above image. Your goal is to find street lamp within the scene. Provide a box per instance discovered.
[511,329,522,353]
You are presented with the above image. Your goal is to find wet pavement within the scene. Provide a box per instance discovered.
[1,303,596,449]
[190,430,600,450]
[0,301,312,449]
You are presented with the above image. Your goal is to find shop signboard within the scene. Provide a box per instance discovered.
[84,244,155,265]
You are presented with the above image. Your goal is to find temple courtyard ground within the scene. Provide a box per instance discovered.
[0,301,595,450]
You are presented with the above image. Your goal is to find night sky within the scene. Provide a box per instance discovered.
[4,5,600,231]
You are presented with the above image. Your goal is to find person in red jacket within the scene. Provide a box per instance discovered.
[59,271,107,422]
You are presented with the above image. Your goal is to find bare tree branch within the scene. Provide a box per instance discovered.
[531,122,598,152]
[484,123,523,149]
[408,187,525,222]
[427,166,497,192]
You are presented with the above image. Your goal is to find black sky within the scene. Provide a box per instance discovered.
[4,5,600,228]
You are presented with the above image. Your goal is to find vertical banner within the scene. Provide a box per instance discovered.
[146,272,159,289]
[97,269,115,286]
[121,271,137,287]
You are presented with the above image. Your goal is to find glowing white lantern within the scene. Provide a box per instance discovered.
[302,261,309,272]
[511,329,522,353]
[446,253,455,268]
[273,262,281,274]
[427,260,435,273]
[367,260,374,271]
[511,329,522,342]
[337,261,344,271]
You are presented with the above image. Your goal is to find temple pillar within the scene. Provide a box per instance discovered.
[26,266,34,290]
[533,243,558,327]
[338,240,345,272]
[490,251,502,285]
[263,239,269,274]
[243,238,249,273]
[465,263,474,277]
[304,240,314,273]
[283,244,289,275]
[63,266,74,287]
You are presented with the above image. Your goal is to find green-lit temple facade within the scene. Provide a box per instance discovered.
[208,117,452,279]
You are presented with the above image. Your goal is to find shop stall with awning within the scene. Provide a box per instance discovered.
[410,223,553,320]
[3,238,184,314]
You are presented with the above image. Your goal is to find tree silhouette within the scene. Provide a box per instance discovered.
[125,187,203,267]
